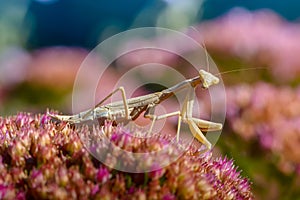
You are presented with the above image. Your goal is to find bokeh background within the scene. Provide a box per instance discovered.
[1,0,300,199]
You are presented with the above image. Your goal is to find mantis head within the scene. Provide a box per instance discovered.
[199,69,219,89]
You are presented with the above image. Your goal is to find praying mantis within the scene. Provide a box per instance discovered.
[48,69,223,150]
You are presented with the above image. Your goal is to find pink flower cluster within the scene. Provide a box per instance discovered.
[0,112,253,199]
[226,82,300,175]
[198,8,300,82]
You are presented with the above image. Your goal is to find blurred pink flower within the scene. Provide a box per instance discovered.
[196,8,300,82]
[226,82,300,174]
[27,47,89,89]
[0,47,31,87]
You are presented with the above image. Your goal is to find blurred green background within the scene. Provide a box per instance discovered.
[1,0,300,199]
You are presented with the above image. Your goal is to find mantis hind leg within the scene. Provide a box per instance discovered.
[84,86,130,120]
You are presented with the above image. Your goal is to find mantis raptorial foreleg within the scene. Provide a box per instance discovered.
[191,118,222,132]
[186,119,212,150]
[183,87,212,149]
[144,87,221,150]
